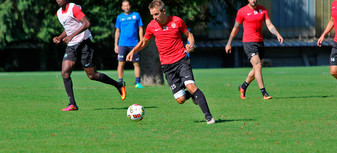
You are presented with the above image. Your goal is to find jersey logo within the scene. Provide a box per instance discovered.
[121,18,125,21]
[132,15,136,19]
[162,26,168,31]
[247,13,252,16]
[171,23,176,28]
[259,9,263,14]
[254,11,258,15]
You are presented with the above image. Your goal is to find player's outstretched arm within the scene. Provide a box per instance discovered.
[53,31,67,44]
[184,31,195,53]
[318,18,334,47]
[265,19,283,44]
[126,37,150,62]
[226,21,240,54]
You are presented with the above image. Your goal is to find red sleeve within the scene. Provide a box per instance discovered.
[235,9,244,24]
[144,24,153,40]
[264,8,270,20]
[178,18,188,33]
[72,5,85,20]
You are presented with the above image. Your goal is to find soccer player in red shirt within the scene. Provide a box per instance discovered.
[225,0,283,100]
[317,0,337,79]
[126,0,215,124]
[53,0,126,111]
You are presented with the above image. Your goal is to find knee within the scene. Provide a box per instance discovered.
[331,71,337,79]
[87,73,97,80]
[61,71,69,78]
[176,97,186,104]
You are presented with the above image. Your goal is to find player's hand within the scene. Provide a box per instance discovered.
[53,37,61,44]
[225,45,232,54]
[126,51,134,62]
[114,45,119,53]
[185,44,195,53]
[277,34,284,44]
[62,36,72,44]
[317,36,324,47]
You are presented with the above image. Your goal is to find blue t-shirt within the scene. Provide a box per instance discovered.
[115,12,143,46]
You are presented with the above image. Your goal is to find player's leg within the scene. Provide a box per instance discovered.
[180,56,215,124]
[117,61,126,82]
[329,43,337,79]
[132,51,143,88]
[82,40,126,100]
[117,46,129,82]
[331,66,337,79]
[250,55,271,99]
[61,60,78,111]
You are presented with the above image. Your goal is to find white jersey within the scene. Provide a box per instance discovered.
[57,3,92,46]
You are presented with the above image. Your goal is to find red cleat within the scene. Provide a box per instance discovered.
[62,104,78,111]
[238,86,246,99]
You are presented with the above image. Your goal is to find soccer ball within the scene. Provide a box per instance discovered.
[127,104,145,121]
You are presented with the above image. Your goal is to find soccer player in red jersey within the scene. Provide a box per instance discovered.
[317,0,337,79]
[53,0,126,111]
[225,0,283,100]
[126,0,215,124]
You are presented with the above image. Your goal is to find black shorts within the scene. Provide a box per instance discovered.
[161,56,195,99]
[330,42,337,65]
[63,39,95,68]
[117,46,140,62]
[242,42,265,60]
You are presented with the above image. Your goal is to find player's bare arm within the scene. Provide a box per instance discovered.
[265,19,283,44]
[63,16,91,44]
[53,31,67,44]
[184,31,195,53]
[126,37,150,62]
[139,26,144,40]
[317,18,334,47]
[226,21,240,54]
[114,28,120,53]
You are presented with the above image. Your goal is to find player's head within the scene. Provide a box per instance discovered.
[248,0,257,7]
[122,0,131,14]
[149,0,167,24]
[56,0,69,7]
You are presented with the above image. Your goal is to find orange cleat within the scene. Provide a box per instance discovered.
[117,81,127,100]
[238,86,246,99]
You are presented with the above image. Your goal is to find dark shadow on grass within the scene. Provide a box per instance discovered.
[195,118,256,124]
[274,95,332,99]
[94,106,158,111]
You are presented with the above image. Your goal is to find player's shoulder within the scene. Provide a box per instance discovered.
[256,5,267,10]
[132,12,140,16]
[171,16,184,23]
[147,20,157,27]
[333,0,337,6]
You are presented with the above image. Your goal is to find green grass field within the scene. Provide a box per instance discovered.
[0,66,336,152]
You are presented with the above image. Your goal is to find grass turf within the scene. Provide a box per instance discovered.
[0,66,336,152]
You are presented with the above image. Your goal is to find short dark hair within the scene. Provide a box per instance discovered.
[122,0,130,5]
[148,0,165,11]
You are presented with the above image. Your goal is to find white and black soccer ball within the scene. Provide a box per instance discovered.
[127,104,145,121]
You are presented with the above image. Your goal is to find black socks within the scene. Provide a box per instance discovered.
[192,89,212,118]
[241,81,250,90]
[97,73,119,87]
[63,77,76,106]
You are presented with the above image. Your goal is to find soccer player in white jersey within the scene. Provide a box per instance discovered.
[53,0,126,111]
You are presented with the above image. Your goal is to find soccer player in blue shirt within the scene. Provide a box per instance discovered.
[114,0,144,88]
